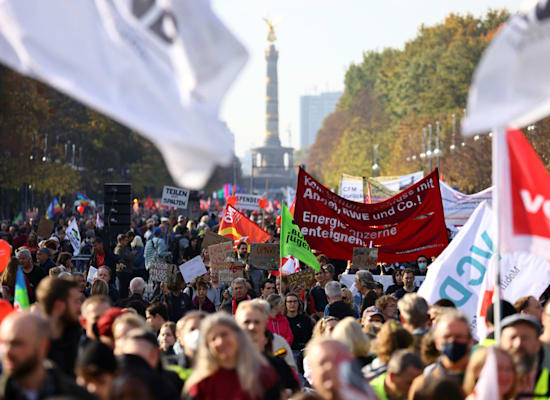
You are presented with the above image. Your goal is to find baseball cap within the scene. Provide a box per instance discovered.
[501,314,541,335]
[161,217,169,223]
[364,306,384,321]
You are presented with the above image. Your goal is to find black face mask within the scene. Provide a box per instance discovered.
[441,341,468,362]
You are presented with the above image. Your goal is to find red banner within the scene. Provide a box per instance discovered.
[294,168,448,262]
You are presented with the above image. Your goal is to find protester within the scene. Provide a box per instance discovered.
[160,274,193,321]
[375,294,399,322]
[36,247,56,274]
[1,256,32,302]
[398,293,430,352]
[192,279,216,313]
[499,314,547,397]
[16,247,45,301]
[266,293,294,346]
[284,292,314,357]
[342,287,360,318]
[221,277,251,314]
[88,236,118,277]
[308,268,329,319]
[174,311,207,370]
[75,340,119,400]
[540,300,550,346]
[146,302,169,334]
[331,317,372,368]
[116,276,149,317]
[393,269,418,299]
[354,270,378,314]
[158,321,177,357]
[514,295,543,321]
[409,309,472,393]
[260,278,277,300]
[0,312,95,399]
[36,276,82,376]
[462,346,517,400]
[477,300,517,347]
[79,295,111,345]
[114,233,134,299]
[184,312,281,399]
[96,265,120,303]
[369,349,424,400]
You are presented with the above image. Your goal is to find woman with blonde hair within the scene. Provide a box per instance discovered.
[463,346,517,400]
[341,287,359,318]
[331,317,372,367]
[311,316,339,338]
[184,312,280,400]
[90,279,109,296]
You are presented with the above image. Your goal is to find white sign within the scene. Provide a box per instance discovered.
[235,194,262,211]
[0,0,248,189]
[340,274,425,292]
[179,256,207,283]
[440,181,492,228]
[87,266,98,283]
[339,174,364,203]
[418,202,550,339]
[377,171,424,192]
[66,218,81,256]
[161,186,190,209]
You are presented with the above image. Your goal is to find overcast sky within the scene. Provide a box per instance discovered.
[211,0,520,157]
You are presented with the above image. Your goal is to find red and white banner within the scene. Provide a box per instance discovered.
[294,168,447,262]
[218,204,270,247]
[497,128,550,258]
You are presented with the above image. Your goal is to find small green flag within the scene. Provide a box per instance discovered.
[280,203,320,271]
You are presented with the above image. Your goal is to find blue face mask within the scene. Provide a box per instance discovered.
[418,262,428,270]
[441,341,468,362]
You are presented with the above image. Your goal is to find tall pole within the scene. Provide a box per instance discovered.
[436,121,441,170]
[427,124,433,171]
[492,128,504,344]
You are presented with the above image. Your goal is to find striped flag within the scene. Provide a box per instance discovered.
[14,266,29,310]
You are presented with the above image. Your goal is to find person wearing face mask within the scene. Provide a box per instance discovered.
[415,255,429,276]
[409,309,472,392]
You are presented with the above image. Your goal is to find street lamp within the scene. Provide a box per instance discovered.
[420,128,427,160]
[450,114,457,151]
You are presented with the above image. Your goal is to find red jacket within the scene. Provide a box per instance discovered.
[267,313,293,346]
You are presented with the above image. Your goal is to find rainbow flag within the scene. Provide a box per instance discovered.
[46,197,63,219]
[14,266,29,310]
[12,211,23,225]
[76,192,91,207]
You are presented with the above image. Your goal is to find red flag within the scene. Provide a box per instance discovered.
[498,129,550,257]
[218,204,270,245]
[366,182,372,204]
[143,195,153,209]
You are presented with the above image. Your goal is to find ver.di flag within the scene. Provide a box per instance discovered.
[496,129,550,259]
[0,0,248,189]
[66,218,81,256]
[280,203,320,272]
[418,201,550,339]
[14,266,29,310]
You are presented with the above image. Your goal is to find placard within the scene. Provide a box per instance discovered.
[286,270,316,294]
[161,186,190,209]
[249,243,279,270]
[201,230,232,250]
[87,266,98,283]
[208,241,234,266]
[212,262,244,283]
[235,193,262,211]
[149,260,178,283]
[352,247,379,270]
[37,217,54,239]
[179,256,207,283]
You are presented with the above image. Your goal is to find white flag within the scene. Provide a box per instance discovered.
[439,181,492,228]
[66,218,81,256]
[0,0,247,188]
[471,347,499,400]
[463,1,550,135]
[418,201,550,339]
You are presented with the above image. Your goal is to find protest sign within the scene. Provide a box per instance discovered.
[213,262,244,283]
[87,266,98,283]
[149,260,178,284]
[352,247,379,270]
[37,218,54,239]
[249,243,279,270]
[66,218,81,256]
[418,202,550,338]
[179,256,207,283]
[208,241,234,266]
[375,172,424,192]
[340,274,425,292]
[161,186,190,209]
[339,174,364,203]
[286,270,316,294]
[440,181,492,228]
[294,167,447,263]
[201,231,232,250]
[235,194,262,211]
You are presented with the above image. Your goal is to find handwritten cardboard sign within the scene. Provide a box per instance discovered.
[352,247,379,270]
[149,260,178,284]
[201,231,232,250]
[208,241,235,266]
[37,217,54,239]
[287,270,316,294]
[212,262,244,283]
[249,243,279,270]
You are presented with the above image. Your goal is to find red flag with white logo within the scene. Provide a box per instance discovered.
[498,128,550,257]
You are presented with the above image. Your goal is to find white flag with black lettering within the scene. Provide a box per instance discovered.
[0,0,247,188]
[66,218,81,256]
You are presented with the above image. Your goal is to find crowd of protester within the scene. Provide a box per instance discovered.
[1,211,550,399]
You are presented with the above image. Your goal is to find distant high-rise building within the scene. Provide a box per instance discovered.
[300,91,342,148]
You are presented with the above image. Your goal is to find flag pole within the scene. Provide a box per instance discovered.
[492,128,503,344]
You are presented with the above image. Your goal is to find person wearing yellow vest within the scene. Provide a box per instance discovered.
[369,349,423,400]
[476,300,517,349]
[500,314,550,399]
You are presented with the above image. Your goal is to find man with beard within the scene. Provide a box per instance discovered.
[0,312,94,399]
[500,314,549,397]
[36,277,83,376]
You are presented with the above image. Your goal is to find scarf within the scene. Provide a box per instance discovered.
[232,294,251,314]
